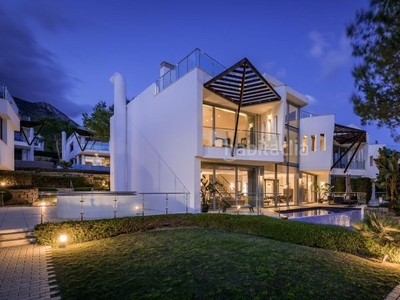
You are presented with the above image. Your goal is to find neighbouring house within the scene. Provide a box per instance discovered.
[61,129,110,171]
[14,119,45,162]
[109,49,383,213]
[0,84,20,170]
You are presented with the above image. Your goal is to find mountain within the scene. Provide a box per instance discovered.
[14,98,78,126]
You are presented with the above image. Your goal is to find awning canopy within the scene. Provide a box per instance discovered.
[331,124,367,173]
[73,128,95,151]
[204,58,281,106]
[19,120,44,146]
[333,124,366,145]
[203,58,281,156]
[73,127,94,137]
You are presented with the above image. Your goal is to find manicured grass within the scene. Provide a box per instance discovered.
[51,228,400,300]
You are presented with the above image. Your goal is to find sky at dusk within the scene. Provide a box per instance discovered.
[0,0,396,145]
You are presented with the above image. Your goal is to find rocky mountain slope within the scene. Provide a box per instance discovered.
[14,97,78,126]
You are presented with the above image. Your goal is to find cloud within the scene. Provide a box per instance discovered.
[308,31,351,77]
[263,61,287,79]
[0,2,85,120]
[305,94,317,105]
[308,31,328,58]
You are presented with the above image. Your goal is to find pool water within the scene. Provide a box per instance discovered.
[278,207,362,227]
[280,207,356,218]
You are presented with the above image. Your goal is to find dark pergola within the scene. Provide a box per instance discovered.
[73,128,95,151]
[204,58,281,156]
[20,120,44,146]
[331,124,367,173]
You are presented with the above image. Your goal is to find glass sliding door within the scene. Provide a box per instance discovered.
[201,163,264,212]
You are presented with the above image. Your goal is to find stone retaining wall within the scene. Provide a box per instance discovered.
[364,206,395,217]
[7,188,38,205]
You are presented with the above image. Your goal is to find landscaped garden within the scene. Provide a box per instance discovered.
[35,214,400,299]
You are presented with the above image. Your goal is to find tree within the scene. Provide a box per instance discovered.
[346,0,400,141]
[82,101,113,142]
[38,117,75,159]
[374,147,400,209]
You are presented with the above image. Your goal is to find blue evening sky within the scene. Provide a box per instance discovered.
[0,0,395,145]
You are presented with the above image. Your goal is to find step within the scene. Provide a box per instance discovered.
[0,238,36,248]
[0,228,36,248]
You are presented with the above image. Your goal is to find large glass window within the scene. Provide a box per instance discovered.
[276,165,298,206]
[320,134,325,151]
[203,104,255,148]
[302,135,308,154]
[286,103,299,128]
[201,163,264,211]
[311,134,316,151]
[299,173,316,203]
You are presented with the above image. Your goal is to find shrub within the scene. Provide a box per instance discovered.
[2,190,13,204]
[353,212,400,262]
[35,214,378,260]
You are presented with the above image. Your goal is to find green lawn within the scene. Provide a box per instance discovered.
[51,228,400,300]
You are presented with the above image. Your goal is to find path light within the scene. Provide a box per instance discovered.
[135,205,140,216]
[59,234,67,248]
[237,205,241,215]
[40,202,45,224]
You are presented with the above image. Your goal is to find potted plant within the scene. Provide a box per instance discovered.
[314,182,334,203]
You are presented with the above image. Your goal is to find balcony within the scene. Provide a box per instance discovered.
[203,126,281,154]
[155,49,225,94]
[85,141,109,152]
[332,160,365,170]
[0,84,19,115]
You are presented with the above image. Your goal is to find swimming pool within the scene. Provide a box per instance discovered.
[279,207,362,227]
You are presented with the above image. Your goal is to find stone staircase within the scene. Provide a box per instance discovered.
[0,227,36,248]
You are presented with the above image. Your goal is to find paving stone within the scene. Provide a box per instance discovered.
[0,244,60,300]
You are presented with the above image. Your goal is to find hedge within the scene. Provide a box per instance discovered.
[34,214,381,260]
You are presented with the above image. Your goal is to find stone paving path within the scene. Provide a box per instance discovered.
[386,285,400,300]
[0,244,60,300]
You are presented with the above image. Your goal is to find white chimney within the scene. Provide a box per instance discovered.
[109,73,127,191]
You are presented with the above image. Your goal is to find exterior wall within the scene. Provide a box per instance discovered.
[0,97,19,170]
[125,68,205,212]
[299,115,335,172]
[365,143,384,179]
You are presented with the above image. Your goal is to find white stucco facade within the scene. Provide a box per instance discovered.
[108,49,386,213]
[0,85,20,170]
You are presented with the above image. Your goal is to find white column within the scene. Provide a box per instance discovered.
[61,131,67,161]
[110,73,127,191]
[28,128,34,161]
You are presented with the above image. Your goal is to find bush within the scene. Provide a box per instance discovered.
[35,214,378,260]
[73,187,94,191]
[2,190,13,204]
[353,212,400,262]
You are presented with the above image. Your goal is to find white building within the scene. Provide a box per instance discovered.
[109,49,382,213]
[0,84,20,170]
[14,120,45,162]
[61,129,110,171]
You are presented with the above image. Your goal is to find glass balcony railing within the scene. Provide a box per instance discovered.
[155,48,225,94]
[300,110,318,119]
[203,126,280,151]
[0,84,19,115]
[86,141,109,151]
[333,160,365,170]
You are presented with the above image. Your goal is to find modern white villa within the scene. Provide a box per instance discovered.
[0,84,20,170]
[108,49,382,214]
[14,119,45,162]
[61,129,110,171]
